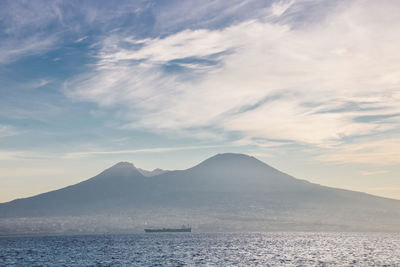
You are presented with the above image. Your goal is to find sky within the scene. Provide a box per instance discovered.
[1,0,400,202]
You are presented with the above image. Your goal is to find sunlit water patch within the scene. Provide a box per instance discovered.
[1,232,399,266]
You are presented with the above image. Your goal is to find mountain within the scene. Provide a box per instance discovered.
[1,153,400,235]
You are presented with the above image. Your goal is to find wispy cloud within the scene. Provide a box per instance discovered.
[64,144,230,159]
[75,36,88,43]
[65,0,400,165]
[0,144,232,161]
[19,79,52,90]
[2,0,400,202]
[360,170,389,176]
[0,150,56,160]
[151,0,274,33]
[0,35,58,64]
[270,0,295,17]
[0,0,148,64]
[316,138,400,165]
[0,1,63,63]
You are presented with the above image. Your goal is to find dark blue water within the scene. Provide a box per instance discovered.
[1,232,399,266]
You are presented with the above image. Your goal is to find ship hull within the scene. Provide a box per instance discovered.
[144,228,191,233]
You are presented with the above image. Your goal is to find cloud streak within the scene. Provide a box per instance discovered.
[316,138,400,165]
[64,144,231,159]
[0,144,231,161]
[63,0,400,164]
[360,170,389,176]
[0,34,58,64]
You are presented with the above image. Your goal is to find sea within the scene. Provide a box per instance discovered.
[1,232,399,266]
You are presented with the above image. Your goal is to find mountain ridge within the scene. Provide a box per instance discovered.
[1,153,400,234]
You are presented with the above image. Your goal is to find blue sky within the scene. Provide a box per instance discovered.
[1,0,400,202]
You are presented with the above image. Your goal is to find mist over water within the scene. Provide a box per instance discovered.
[1,232,399,266]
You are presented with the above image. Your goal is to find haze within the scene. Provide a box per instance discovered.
[1,0,400,203]
[2,154,400,234]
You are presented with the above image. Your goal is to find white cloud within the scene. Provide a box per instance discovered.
[100,29,231,64]
[270,0,295,17]
[66,0,400,164]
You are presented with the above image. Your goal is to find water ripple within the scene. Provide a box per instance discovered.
[0,232,399,266]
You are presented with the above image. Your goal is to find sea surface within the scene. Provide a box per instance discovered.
[1,232,400,266]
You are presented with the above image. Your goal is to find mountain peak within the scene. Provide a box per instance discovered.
[111,162,136,169]
[2,153,400,233]
[211,153,255,160]
[99,161,143,178]
[198,153,261,167]
[190,153,282,177]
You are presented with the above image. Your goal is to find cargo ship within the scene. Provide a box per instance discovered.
[144,225,191,233]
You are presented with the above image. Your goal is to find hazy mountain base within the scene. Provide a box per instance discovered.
[1,154,400,235]
[1,206,399,236]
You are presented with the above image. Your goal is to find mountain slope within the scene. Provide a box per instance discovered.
[1,153,400,233]
[0,162,149,216]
